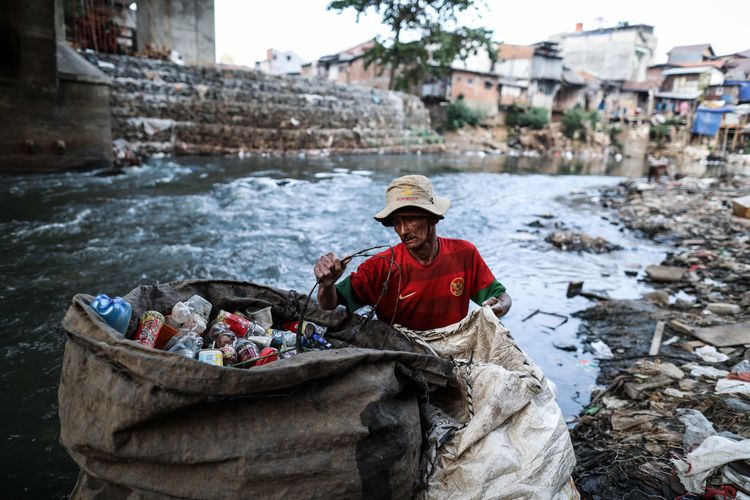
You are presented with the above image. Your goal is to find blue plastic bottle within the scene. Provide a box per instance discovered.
[90,294,133,336]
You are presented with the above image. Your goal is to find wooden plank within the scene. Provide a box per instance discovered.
[649,321,665,356]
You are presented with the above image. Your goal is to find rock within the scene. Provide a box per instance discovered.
[706,303,741,315]
[645,265,687,282]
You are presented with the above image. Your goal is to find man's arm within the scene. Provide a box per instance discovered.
[482,292,512,318]
[313,252,346,310]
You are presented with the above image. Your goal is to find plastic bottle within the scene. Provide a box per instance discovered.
[171,302,192,324]
[185,295,212,321]
[166,333,203,359]
[90,294,132,336]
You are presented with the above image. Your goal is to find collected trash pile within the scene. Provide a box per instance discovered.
[59,280,578,499]
[570,175,750,498]
[90,291,332,369]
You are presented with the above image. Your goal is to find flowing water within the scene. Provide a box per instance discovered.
[0,154,669,497]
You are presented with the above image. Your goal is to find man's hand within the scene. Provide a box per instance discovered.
[314,252,346,287]
[314,253,347,310]
[483,292,512,318]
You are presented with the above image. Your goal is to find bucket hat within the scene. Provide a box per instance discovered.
[373,175,451,225]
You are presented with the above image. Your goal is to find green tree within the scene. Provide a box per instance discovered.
[444,98,485,131]
[328,0,496,91]
[561,108,597,139]
[510,107,548,130]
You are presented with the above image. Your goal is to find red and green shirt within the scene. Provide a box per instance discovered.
[336,237,506,331]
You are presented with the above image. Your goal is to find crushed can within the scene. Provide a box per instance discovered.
[236,339,260,366]
[135,311,165,348]
[216,310,252,337]
[255,347,278,366]
[198,349,223,366]
[221,344,238,365]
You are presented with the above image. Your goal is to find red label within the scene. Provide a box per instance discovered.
[222,312,250,336]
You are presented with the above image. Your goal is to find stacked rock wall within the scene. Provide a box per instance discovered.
[89,54,442,157]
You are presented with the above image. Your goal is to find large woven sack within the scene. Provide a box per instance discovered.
[402,307,578,500]
[59,280,454,499]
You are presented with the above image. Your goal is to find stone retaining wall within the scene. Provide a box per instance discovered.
[88,54,442,158]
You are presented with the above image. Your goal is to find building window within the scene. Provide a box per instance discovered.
[467,78,473,85]
[287,55,291,61]
[272,55,277,60]
[484,80,493,90]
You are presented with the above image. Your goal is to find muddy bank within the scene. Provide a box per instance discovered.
[570,176,750,498]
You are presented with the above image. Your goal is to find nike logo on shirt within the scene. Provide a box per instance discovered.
[398,292,416,300]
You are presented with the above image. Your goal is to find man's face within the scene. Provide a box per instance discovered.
[391,209,435,252]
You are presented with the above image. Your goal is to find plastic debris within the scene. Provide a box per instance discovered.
[590,340,614,359]
[694,345,730,363]
[673,436,750,494]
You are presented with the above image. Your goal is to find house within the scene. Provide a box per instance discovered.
[667,44,715,65]
[720,49,750,80]
[495,42,563,112]
[655,65,724,115]
[549,22,657,83]
[255,48,306,76]
[301,40,391,89]
[552,68,586,116]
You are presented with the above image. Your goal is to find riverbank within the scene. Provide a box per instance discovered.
[570,176,750,498]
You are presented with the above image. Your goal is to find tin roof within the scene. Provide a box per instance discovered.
[668,44,714,56]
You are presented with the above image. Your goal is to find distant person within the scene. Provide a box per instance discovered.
[313,175,511,331]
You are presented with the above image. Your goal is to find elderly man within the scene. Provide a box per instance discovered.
[314,175,511,331]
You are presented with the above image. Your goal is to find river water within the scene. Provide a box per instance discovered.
[0,153,668,497]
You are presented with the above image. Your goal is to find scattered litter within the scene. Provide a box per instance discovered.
[648,320,665,356]
[662,335,680,346]
[677,409,717,452]
[731,359,750,374]
[623,375,673,399]
[690,366,730,379]
[691,321,750,347]
[577,359,599,371]
[716,378,750,395]
[601,396,628,409]
[694,345,730,363]
[566,281,610,301]
[546,231,622,253]
[731,194,750,218]
[590,340,613,359]
[674,436,750,494]
[521,309,569,330]
[663,388,688,398]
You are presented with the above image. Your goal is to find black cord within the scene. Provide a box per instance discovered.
[299,244,402,351]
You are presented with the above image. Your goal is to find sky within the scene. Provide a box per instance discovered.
[215,0,750,67]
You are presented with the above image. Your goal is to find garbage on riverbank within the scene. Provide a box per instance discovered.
[571,175,750,498]
[546,230,623,253]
